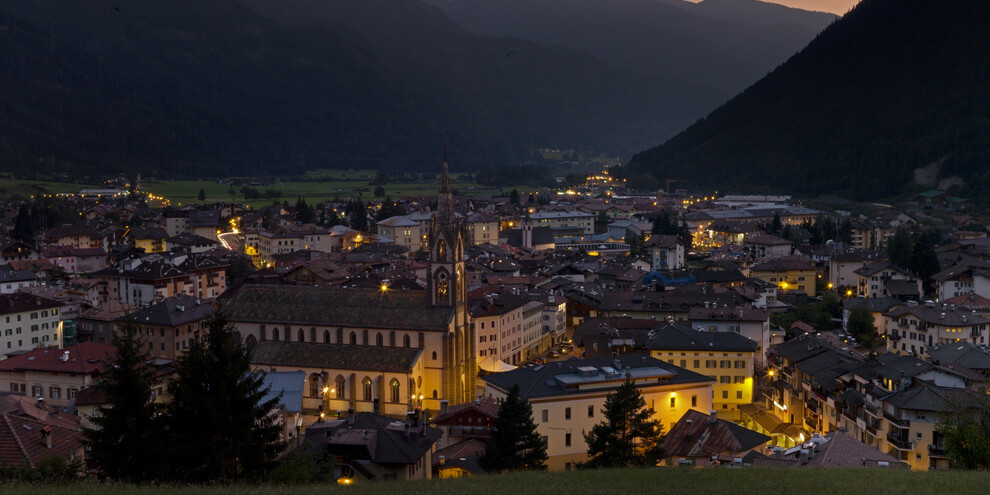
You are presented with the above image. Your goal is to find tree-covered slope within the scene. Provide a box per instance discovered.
[625,0,990,201]
[0,0,716,178]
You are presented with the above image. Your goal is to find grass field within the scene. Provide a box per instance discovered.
[2,468,988,495]
[0,178,100,199]
[142,174,503,209]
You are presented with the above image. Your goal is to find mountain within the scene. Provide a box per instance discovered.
[420,0,836,94]
[625,0,990,201]
[0,0,716,177]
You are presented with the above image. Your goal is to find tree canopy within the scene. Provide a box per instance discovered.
[580,380,665,468]
[479,384,548,472]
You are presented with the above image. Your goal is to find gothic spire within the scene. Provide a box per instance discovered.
[437,145,455,224]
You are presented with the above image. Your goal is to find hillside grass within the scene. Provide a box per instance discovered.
[142,174,503,208]
[2,468,988,495]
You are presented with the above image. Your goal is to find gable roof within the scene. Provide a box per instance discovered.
[225,285,452,331]
[0,343,114,375]
[126,294,215,327]
[645,324,759,353]
[307,413,442,465]
[664,409,770,458]
[0,414,85,469]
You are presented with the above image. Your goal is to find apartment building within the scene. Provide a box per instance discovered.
[0,294,65,359]
[529,211,595,235]
[482,356,714,471]
[646,324,759,420]
[884,303,990,356]
[0,343,114,408]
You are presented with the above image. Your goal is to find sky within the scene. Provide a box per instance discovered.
[768,0,860,15]
[683,0,860,15]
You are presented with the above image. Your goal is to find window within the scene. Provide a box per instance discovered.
[50,387,61,399]
[693,359,700,368]
[722,390,728,399]
[349,331,357,345]
[376,333,384,346]
[298,328,305,342]
[691,395,697,407]
[670,397,676,408]
[68,388,78,399]
[432,351,438,360]
[737,391,743,399]
[324,330,331,343]
[32,385,43,398]
[542,409,548,422]
[734,360,746,368]
[310,374,322,397]
[335,375,346,399]
[720,376,731,384]
[705,360,717,368]
[720,360,731,368]
[565,433,572,447]
[362,377,373,401]
[390,379,400,403]
[565,407,571,420]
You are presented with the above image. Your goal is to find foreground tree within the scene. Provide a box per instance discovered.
[165,311,284,481]
[85,320,165,482]
[938,393,990,469]
[846,304,876,346]
[479,384,547,472]
[581,380,665,469]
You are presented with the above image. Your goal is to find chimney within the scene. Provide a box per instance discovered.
[59,351,69,363]
[709,410,718,424]
[41,426,53,449]
[685,419,693,436]
[438,455,446,466]
[440,400,449,416]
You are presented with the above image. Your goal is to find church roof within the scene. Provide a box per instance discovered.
[225,285,453,331]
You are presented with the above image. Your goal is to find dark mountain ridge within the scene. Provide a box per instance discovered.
[625,0,990,202]
[0,0,716,177]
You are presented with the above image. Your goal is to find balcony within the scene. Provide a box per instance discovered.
[886,432,913,451]
[883,410,910,428]
[449,426,492,439]
[928,444,948,458]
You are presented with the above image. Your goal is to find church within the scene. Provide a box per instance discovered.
[226,155,477,417]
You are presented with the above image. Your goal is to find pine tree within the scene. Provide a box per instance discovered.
[769,213,783,235]
[479,384,547,472]
[164,310,284,481]
[581,380,665,469]
[886,226,913,270]
[10,203,33,242]
[85,319,165,482]
[198,188,206,202]
[846,304,876,346]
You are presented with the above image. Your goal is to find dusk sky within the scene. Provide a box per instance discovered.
[686,0,860,15]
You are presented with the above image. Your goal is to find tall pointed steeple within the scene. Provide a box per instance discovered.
[437,144,455,225]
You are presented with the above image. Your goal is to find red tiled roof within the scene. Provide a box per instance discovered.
[0,415,85,469]
[0,343,115,375]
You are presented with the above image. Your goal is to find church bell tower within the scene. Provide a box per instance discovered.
[427,148,474,404]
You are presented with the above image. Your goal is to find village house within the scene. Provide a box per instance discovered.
[0,293,65,359]
[482,356,714,471]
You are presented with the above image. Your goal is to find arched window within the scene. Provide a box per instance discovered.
[245,334,257,349]
[403,334,410,348]
[260,325,266,341]
[324,330,331,343]
[285,327,290,341]
[409,378,416,397]
[349,331,357,345]
[362,330,368,345]
[362,377,373,401]
[309,373,321,398]
[390,379,400,403]
[298,328,305,342]
[310,327,316,342]
[432,351,438,360]
[432,390,438,399]
[436,272,449,298]
[376,333,383,346]
[272,327,280,341]
[389,331,395,347]
[335,375,346,399]
[438,240,446,259]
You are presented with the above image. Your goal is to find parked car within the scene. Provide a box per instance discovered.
[549,350,560,358]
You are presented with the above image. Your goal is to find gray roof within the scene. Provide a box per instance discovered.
[928,342,990,371]
[305,413,442,465]
[225,285,452,331]
[127,294,215,326]
[645,324,759,352]
[481,355,713,399]
[251,341,423,373]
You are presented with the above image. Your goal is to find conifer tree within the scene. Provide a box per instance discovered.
[164,310,284,481]
[581,380,665,469]
[85,319,165,482]
[479,384,547,472]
